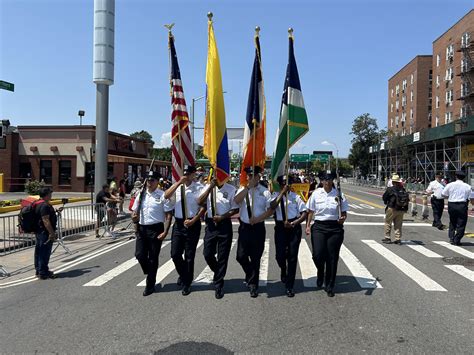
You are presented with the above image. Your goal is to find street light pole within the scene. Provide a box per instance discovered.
[191,95,205,158]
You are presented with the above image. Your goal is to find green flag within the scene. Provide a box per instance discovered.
[271,33,309,188]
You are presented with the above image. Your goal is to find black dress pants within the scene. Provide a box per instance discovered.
[431,198,445,227]
[170,218,201,287]
[135,223,164,290]
[236,221,265,288]
[274,220,301,289]
[448,202,468,244]
[311,221,344,292]
[203,218,233,289]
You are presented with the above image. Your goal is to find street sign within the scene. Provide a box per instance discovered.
[290,154,310,162]
[311,154,329,163]
[0,80,14,92]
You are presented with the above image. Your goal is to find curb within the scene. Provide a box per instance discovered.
[0,197,91,214]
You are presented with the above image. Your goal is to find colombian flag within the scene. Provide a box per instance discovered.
[204,16,230,185]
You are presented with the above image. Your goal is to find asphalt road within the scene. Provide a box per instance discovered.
[1,183,473,354]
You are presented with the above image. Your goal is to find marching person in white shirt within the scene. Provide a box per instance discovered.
[305,172,348,298]
[425,172,446,230]
[441,170,472,245]
[197,177,239,299]
[234,166,274,298]
[270,175,308,298]
[132,171,172,297]
[164,165,206,296]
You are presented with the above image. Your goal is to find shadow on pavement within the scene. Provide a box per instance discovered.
[55,266,98,278]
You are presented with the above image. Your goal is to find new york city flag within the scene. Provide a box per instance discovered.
[203,17,230,185]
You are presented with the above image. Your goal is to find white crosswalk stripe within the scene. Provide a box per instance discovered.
[433,241,474,259]
[259,240,270,287]
[138,240,204,287]
[193,240,238,286]
[362,240,447,291]
[298,239,317,287]
[401,241,443,258]
[444,265,474,282]
[340,245,382,289]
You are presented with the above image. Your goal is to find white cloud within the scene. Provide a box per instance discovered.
[155,132,172,148]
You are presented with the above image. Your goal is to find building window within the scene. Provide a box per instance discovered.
[58,160,72,185]
[395,85,400,95]
[409,127,413,135]
[395,116,399,127]
[445,90,453,105]
[391,89,394,98]
[395,100,399,110]
[435,116,439,127]
[19,163,32,179]
[445,112,452,123]
[410,74,414,85]
[390,118,393,128]
[390,103,393,113]
[40,160,52,185]
[436,54,440,67]
[410,109,413,120]
[461,32,470,48]
[402,79,407,91]
[402,96,406,107]
[446,44,454,61]
[436,75,440,87]
[436,96,439,108]
[410,90,414,102]
[461,82,470,97]
[445,67,453,81]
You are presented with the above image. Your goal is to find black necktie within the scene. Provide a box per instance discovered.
[210,187,216,217]
[180,185,187,219]
[280,195,286,221]
[245,191,252,219]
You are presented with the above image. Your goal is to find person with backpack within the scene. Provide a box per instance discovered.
[382,174,409,244]
[34,187,58,279]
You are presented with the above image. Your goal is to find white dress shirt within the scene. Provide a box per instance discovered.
[132,188,167,225]
[165,181,203,219]
[442,180,472,202]
[201,183,239,218]
[236,184,272,224]
[271,191,307,221]
[306,187,349,221]
[426,180,445,199]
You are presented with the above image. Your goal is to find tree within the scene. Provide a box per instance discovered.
[130,130,154,145]
[152,147,171,161]
[348,113,386,176]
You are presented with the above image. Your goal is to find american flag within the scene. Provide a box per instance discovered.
[169,32,194,182]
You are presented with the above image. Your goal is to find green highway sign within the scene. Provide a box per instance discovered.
[311,154,329,163]
[290,154,310,163]
[0,80,14,92]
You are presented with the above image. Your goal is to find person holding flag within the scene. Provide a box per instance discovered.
[234,27,274,299]
[196,13,239,300]
[163,25,204,297]
[270,28,310,297]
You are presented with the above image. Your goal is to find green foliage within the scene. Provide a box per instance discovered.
[0,200,21,207]
[24,180,45,195]
[349,113,386,175]
[130,130,154,145]
[152,147,171,161]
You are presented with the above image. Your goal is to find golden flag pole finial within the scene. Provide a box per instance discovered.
[207,12,213,21]
[164,23,175,34]
[255,26,260,36]
[288,27,294,37]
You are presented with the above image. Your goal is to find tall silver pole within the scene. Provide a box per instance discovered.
[94,84,109,196]
[191,98,195,158]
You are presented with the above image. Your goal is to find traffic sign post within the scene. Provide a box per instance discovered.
[0,81,14,92]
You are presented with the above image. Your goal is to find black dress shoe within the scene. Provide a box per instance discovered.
[143,287,154,297]
[382,237,392,244]
[326,290,335,297]
[249,286,258,298]
[182,285,191,296]
[450,240,455,245]
[393,240,401,245]
[177,277,183,287]
[215,287,224,299]
[286,289,295,298]
[454,242,462,246]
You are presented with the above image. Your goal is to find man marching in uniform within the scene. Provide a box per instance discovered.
[164,165,206,296]
[305,172,348,297]
[198,177,239,299]
[234,166,274,298]
[442,170,472,245]
[132,171,172,296]
[270,175,307,297]
[426,172,446,230]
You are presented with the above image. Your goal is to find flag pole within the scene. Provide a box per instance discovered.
[250,26,260,218]
[284,28,294,222]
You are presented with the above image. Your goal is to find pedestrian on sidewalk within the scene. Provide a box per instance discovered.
[441,170,471,246]
[382,174,409,244]
[426,173,446,230]
[132,171,172,296]
[95,184,121,238]
[197,177,239,299]
[34,187,58,280]
[305,172,348,298]
[270,175,308,298]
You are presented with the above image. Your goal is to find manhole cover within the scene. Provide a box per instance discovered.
[442,256,474,266]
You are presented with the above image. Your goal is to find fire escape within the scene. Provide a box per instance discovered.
[456,31,474,119]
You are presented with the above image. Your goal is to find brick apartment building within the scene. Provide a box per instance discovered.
[432,10,473,127]
[388,9,473,135]
[388,56,433,136]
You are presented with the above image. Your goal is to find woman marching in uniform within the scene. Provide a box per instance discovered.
[305,172,348,297]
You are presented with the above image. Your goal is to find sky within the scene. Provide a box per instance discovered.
[1,0,472,157]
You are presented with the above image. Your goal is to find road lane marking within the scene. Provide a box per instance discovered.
[444,265,474,282]
[433,241,474,259]
[84,241,171,287]
[137,240,204,287]
[259,239,270,287]
[362,240,447,291]
[298,239,317,287]
[347,211,386,217]
[343,222,431,226]
[401,241,443,258]
[192,240,237,286]
[340,245,382,288]
[344,194,385,209]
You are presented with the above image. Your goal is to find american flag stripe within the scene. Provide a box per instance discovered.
[169,35,195,182]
